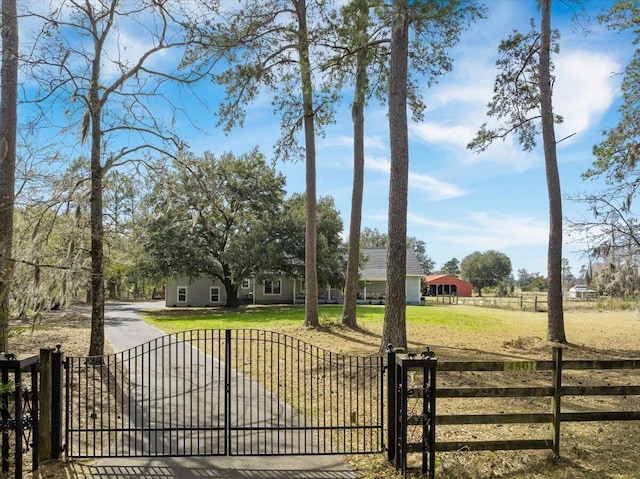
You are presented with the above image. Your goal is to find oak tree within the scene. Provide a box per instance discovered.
[140,149,286,307]
[460,250,512,296]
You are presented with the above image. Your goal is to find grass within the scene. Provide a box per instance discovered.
[142,303,537,334]
[137,302,640,479]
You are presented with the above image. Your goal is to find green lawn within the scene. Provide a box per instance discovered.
[141,303,536,335]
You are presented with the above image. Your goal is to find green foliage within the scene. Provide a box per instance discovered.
[256,193,345,287]
[0,381,15,394]
[359,227,388,248]
[585,1,640,190]
[467,19,562,153]
[184,0,338,164]
[441,258,460,276]
[460,250,512,296]
[522,275,548,292]
[139,149,286,299]
[357,227,434,273]
[322,0,486,124]
[139,150,345,303]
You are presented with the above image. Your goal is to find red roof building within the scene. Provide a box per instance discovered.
[423,275,473,297]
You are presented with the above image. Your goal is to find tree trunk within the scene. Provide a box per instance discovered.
[0,0,18,352]
[539,0,566,343]
[222,273,239,307]
[381,0,409,351]
[88,53,105,357]
[342,1,369,329]
[297,0,319,328]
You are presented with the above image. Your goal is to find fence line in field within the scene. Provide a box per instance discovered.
[424,295,549,311]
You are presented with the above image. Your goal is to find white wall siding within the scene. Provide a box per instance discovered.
[166,276,227,307]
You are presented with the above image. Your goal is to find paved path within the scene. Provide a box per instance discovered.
[80,301,357,479]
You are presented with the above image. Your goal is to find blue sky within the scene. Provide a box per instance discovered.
[20,0,636,279]
[179,0,634,278]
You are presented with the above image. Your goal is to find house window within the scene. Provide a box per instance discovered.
[177,286,187,303]
[264,279,281,295]
[241,279,250,289]
[210,287,220,303]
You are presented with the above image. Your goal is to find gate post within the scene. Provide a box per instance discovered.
[39,348,53,462]
[51,345,63,459]
[391,348,437,479]
[39,345,63,463]
[386,345,396,463]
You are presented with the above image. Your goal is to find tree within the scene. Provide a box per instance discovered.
[360,227,389,248]
[585,1,639,187]
[569,2,640,294]
[259,194,345,291]
[381,0,484,351]
[11,158,92,317]
[524,275,548,292]
[25,0,202,356]
[186,0,338,327]
[460,250,512,296]
[331,0,380,329]
[517,269,538,288]
[591,259,640,299]
[103,171,139,300]
[382,0,410,350]
[0,0,18,351]
[409,238,434,274]
[140,149,286,307]
[441,258,461,276]
[468,1,566,343]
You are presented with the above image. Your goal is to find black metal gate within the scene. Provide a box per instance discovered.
[65,329,385,458]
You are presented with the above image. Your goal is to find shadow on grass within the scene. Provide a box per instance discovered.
[564,341,640,359]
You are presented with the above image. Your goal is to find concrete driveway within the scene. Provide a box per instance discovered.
[80,301,358,479]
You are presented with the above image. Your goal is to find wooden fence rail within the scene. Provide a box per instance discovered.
[434,347,640,457]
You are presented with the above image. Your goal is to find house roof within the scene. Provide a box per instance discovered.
[360,248,424,280]
[569,285,595,292]
[424,274,473,287]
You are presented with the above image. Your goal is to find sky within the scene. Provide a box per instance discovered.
[177,0,634,279]
[19,0,637,280]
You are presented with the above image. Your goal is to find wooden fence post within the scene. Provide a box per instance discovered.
[552,346,562,457]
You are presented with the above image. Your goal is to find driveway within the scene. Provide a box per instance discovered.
[80,301,357,479]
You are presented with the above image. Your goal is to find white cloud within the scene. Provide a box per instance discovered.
[409,172,467,201]
[409,211,549,250]
[554,50,621,142]
[410,123,476,148]
[365,156,466,201]
[409,46,620,173]
[366,156,391,173]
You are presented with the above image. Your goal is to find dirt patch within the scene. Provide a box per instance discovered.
[4,306,101,479]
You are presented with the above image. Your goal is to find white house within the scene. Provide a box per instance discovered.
[165,247,424,307]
